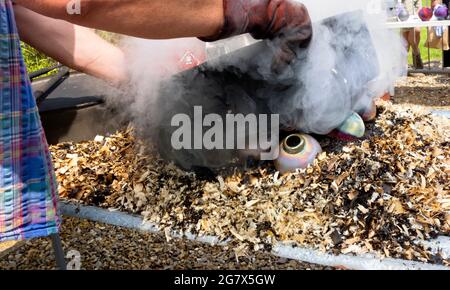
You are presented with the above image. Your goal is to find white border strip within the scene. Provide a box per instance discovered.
[272,244,447,270]
[432,110,450,119]
[386,20,450,29]
[60,202,450,270]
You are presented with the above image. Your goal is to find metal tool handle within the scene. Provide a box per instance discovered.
[33,66,71,105]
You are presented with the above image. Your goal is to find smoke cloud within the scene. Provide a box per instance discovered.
[111,0,407,168]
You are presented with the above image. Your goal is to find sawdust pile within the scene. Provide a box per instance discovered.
[50,103,449,264]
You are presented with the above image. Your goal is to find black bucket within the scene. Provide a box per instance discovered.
[33,70,124,145]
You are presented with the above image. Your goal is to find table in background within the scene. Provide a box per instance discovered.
[386,20,450,74]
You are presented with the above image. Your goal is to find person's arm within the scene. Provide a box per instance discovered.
[14,5,127,86]
[13,0,224,39]
[16,0,312,73]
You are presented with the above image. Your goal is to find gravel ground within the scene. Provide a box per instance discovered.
[0,217,330,270]
[394,74,450,109]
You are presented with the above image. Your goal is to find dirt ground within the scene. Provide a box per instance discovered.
[394,74,450,109]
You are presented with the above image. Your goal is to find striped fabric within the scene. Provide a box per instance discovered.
[0,0,60,242]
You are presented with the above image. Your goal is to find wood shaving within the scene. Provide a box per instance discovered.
[50,103,449,265]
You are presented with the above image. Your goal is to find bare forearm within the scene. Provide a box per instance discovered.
[14,0,224,39]
[15,5,127,85]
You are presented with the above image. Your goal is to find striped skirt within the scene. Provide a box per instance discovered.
[0,0,60,242]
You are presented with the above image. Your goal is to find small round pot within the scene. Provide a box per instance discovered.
[275,134,322,174]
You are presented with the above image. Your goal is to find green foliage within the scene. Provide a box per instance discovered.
[21,42,56,74]
[20,31,118,75]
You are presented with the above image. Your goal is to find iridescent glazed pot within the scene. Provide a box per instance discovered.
[275,134,322,174]
[329,112,366,141]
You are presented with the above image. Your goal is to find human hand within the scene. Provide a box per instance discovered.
[200,0,313,73]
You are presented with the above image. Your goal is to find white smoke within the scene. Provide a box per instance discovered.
[277,0,407,133]
[300,0,406,100]
[113,0,407,167]
[119,37,206,118]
